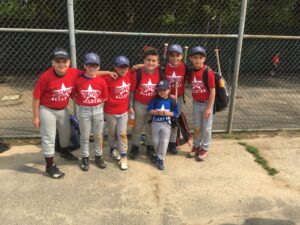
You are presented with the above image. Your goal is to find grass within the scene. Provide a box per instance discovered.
[238,142,279,176]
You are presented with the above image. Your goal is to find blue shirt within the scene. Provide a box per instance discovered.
[147,97,179,123]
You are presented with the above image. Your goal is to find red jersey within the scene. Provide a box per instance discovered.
[131,68,161,105]
[164,62,186,97]
[74,74,108,106]
[102,71,131,114]
[190,66,215,102]
[33,67,83,109]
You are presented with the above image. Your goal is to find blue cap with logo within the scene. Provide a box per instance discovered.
[156,80,170,90]
[168,44,183,54]
[113,56,130,67]
[84,52,100,65]
[52,48,70,60]
[190,46,206,56]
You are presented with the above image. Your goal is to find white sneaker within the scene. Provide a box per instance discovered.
[119,157,128,170]
[110,148,121,161]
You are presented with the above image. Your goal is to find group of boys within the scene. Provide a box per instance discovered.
[32,44,215,178]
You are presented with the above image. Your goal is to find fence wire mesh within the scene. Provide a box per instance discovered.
[0,0,299,137]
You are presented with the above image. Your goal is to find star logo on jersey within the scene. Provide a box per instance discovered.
[156,104,170,112]
[114,81,130,99]
[166,71,183,87]
[80,84,102,104]
[140,79,156,96]
[51,83,73,102]
[191,77,206,93]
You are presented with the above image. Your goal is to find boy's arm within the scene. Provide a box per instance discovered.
[96,71,118,79]
[204,88,216,119]
[131,64,145,72]
[32,98,40,128]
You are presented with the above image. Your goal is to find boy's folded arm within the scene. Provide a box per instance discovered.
[129,93,134,110]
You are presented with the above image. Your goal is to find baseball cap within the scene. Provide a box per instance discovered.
[190,46,206,56]
[84,53,100,65]
[52,48,70,60]
[113,56,130,67]
[156,80,170,90]
[168,44,183,54]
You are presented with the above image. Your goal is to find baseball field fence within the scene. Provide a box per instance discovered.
[0,0,299,137]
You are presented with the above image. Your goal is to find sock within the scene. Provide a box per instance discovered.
[110,148,116,154]
[45,157,54,168]
[60,147,69,154]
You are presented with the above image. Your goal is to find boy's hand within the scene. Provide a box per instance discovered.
[204,108,212,120]
[129,108,134,115]
[33,116,40,128]
[170,94,177,100]
[109,71,118,79]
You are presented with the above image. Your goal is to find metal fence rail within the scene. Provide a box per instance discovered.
[0,0,299,137]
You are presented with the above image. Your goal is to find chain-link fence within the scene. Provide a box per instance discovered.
[0,0,299,137]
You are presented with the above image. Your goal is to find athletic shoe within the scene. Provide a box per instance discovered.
[95,155,107,169]
[129,145,139,160]
[45,164,65,179]
[110,148,121,161]
[168,142,178,154]
[60,150,78,162]
[146,145,155,157]
[195,148,208,161]
[187,147,200,158]
[119,157,128,170]
[81,157,89,171]
[150,153,157,164]
[157,159,165,170]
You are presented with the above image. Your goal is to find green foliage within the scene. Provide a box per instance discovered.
[239,142,279,176]
[0,0,37,19]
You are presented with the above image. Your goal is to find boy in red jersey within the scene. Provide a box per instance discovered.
[103,56,131,170]
[187,46,216,161]
[73,53,108,171]
[32,48,115,178]
[164,44,190,154]
[129,48,161,160]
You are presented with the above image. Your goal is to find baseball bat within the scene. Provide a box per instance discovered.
[214,48,222,77]
[183,46,189,64]
[163,43,169,65]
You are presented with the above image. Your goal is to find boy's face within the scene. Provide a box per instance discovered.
[52,59,70,75]
[189,54,206,69]
[157,88,170,99]
[84,64,100,76]
[144,55,159,71]
[168,52,183,67]
[114,65,129,77]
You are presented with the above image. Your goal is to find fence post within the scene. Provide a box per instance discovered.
[226,0,248,134]
[67,0,78,116]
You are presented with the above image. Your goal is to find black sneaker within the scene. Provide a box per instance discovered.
[168,142,178,155]
[45,164,65,178]
[81,157,89,171]
[60,149,78,162]
[95,155,106,169]
[150,154,157,164]
[129,145,139,160]
[146,145,155,158]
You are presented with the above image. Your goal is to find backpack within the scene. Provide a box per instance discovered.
[202,67,230,113]
[176,112,192,146]
[135,68,164,89]
[55,114,80,152]
[150,96,178,128]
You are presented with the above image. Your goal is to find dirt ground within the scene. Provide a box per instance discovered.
[0,131,300,225]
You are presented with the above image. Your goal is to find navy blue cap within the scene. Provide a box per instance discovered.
[84,53,100,65]
[168,44,183,54]
[52,48,70,60]
[190,46,206,56]
[113,56,130,67]
[156,80,170,90]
